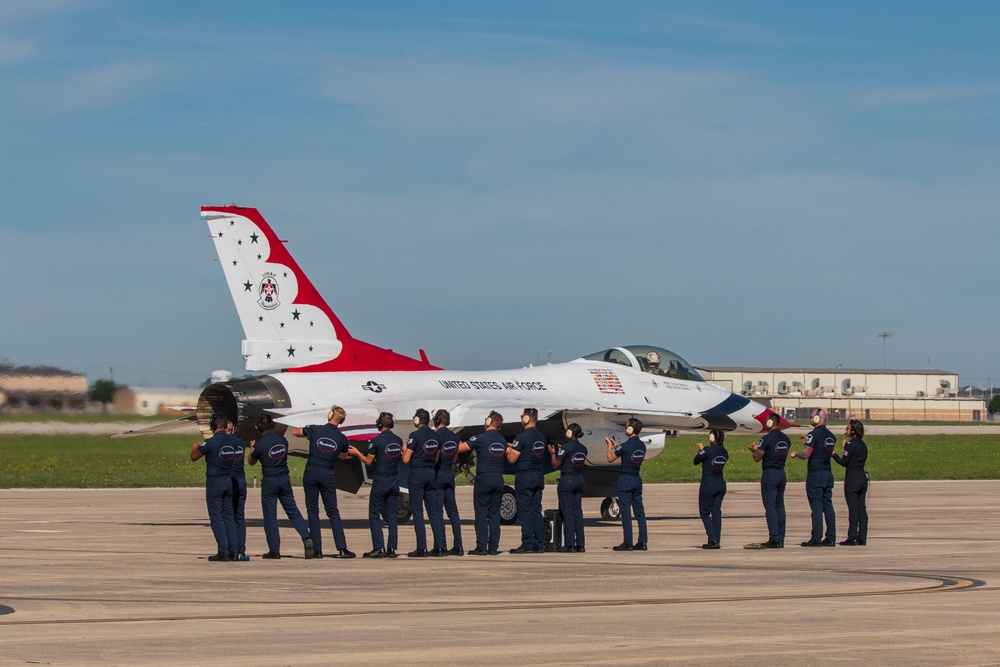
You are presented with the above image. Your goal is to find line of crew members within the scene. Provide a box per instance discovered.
[191,405,867,561]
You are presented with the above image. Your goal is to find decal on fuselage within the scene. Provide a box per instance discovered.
[589,368,625,395]
[436,379,547,391]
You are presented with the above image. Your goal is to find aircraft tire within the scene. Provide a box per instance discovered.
[500,485,518,525]
[600,497,620,521]
[395,492,412,524]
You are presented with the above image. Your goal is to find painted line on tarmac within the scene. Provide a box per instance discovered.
[0,570,986,626]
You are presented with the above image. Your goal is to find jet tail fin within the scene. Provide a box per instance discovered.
[201,205,439,372]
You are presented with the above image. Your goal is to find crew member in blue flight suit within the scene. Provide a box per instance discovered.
[790,409,837,547]
[227,420,249,561]
[458,411,507,555]
[606,417,647,551]
[403,408,446,557]
[833,419,869,546]
[507,407,547,554]
[292,405,356,559]
[189,412,239,561]
[693,428,728,549]
[433,409,464,556]
[347,412,403,559]
[747,412,790,549]
[550,422,587,552]
[247,414,314,559]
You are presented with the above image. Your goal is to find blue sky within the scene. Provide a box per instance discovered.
[2,1,998,388]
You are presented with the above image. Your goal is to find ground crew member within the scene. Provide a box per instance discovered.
[433,409,464,556]
[790,408,837,546]
[227,421,249,561]
[550,422,586,552]
[694,428,728,549]
[248,415,314,559]
[458,410,507,555]
[747,412,789,549]
[606,417,647,551]
[189,412,239,561]
[507,407,547,554]
[834,419,869,546]
[403,408,446,557]
[347,412,402,559]
[292,405,356,559]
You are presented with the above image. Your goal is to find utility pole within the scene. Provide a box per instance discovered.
[876,331,893,369]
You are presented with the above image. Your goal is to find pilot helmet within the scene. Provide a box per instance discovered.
[646,351,661,367]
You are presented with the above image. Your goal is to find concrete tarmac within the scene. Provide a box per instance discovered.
[1,481,998,666]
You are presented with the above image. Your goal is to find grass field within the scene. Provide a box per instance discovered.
[1,432,997,488]
[0,413,173,424]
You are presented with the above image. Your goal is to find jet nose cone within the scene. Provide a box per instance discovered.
[753,410,799,432]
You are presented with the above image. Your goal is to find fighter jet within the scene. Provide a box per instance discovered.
[122,205,786,522]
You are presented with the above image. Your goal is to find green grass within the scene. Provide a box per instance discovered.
[635,434,1000,483]
[0,413,171,424]
[0,435,308,488]
[0,433,997,489]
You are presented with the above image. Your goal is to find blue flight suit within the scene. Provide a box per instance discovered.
[435,426,463,549]
[367,431,404,552]
[251,431,310,554]
[406,425,445,551]
[198,431,240,557]
[556,439,587,549]
[466,431,508,553]
[834,436,869,543]
[693,443,728,545]
[804,425,837,543]
[613,436,647,546]
[512,426,547,551]
[302,423,350,555]
[230,440,247,558]
[757,430,790,543]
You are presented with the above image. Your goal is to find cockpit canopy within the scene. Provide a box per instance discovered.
[581,345,705,383]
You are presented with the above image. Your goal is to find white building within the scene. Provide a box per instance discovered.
[112,387,200,416]
[696,366,986,422]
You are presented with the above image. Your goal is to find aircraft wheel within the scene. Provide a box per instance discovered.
[395,492,412,524]
[600,497,620,521]
[500,485,518,525]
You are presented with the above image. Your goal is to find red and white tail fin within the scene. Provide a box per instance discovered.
[201,205,439,373]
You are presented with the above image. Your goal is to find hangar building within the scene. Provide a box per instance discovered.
[696,366,986,422]
[0,364,88,412]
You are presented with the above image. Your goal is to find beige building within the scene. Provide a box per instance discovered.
[112,387,200,416]
[0,365,88,411]
[696,366,986,422]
